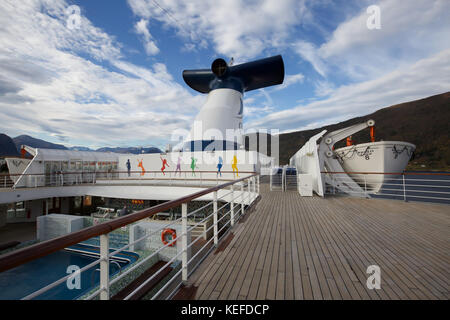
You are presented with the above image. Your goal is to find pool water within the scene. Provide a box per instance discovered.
[0,244,139,300]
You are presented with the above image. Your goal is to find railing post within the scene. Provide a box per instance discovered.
[252,176,256,200]
[213,191,218,246]
[230,185,235,227]
[241,183,245,218]
[181,202,188,282]
[402,174,407,202]
[364,175,367,197]
[100,233,110,300]
[270,173,272,191]
[257,175,260,195]
[247,178,251,205]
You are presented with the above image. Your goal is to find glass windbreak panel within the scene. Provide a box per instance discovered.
[48,198,54,210]
[52,161,60,172]
[44,162,51,185]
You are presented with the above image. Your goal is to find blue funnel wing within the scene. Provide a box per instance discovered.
[182,69,215,94]
[182,55,285,94]
[230,55,284,92]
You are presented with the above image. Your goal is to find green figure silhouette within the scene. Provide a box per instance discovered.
[190,157,198,176]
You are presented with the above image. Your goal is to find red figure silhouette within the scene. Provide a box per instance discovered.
[160,156,169,175]
[137,159,145,176]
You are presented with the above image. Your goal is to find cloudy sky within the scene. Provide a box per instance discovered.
[0,0,449,149]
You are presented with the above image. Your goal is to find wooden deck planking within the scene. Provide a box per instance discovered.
[236,194,275,299]
[179,183,450,300]
[336,198,449,299]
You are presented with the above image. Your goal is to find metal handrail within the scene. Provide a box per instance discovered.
[324,171,449,203]
[322,171,450,176]
[0,173,258,273]
[0,170,255,178]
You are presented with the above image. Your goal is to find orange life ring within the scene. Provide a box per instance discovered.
[161,228,177,247]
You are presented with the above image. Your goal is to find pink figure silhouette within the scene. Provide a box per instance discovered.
[137,159,145,176]
[160,155,169,175]
[175,156,182,176]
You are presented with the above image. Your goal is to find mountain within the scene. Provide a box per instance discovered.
[7,135,162,155]
[275,92,450,170]
[0,133,163,156]
[69,146,93,151]
[0,134,20,157]
[95,147,162,154]
[13,135,67,152]
[69,146,163,153]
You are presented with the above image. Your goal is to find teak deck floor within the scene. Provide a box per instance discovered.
[181,183,450,300]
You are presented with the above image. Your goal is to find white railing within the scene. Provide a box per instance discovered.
[323,172,450,204]
[0,170,253,190]
[0,174,260,300]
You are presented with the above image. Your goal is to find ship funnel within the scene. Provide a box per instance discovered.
[211,58,229,78]
[182,55,284,94]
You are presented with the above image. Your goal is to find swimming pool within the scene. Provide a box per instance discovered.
[0,243,139,300]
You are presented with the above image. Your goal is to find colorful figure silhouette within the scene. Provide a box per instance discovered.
[126,159,131,177]
[217,156,223,177]
[175,155,182,175]
[160,155,169,175]
[137,159,145,176]
[232,155,238,177]
[190,157,198,176]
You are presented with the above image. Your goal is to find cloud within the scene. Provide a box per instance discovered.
[314,80,335,97]
[0,0,202,149]
[127,0,309,59]
[134,18,160,55]
[293,41,327,77]
[273,73,305,91]
[293,0,450,80]
[248,49,450,131]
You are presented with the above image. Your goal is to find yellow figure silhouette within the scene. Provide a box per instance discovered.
[232,155,238,177]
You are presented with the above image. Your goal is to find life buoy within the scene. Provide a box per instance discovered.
[161,228,177,247]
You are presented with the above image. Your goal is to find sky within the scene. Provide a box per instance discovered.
[0,0,449,150]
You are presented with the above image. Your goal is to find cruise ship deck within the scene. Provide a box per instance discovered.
[178,182,450,300]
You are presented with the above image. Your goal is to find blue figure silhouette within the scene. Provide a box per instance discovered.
[217,156,223,177]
